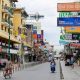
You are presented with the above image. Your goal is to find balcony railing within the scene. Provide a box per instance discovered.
[2,5,13,15]
[2,19,13,26]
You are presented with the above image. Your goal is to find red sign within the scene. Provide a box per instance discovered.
[0,48,2,52]
[70,43,80,48]
[57,2,80,12]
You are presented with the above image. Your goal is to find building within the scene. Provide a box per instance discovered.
[13,8,33,62]
[0,0,21,62]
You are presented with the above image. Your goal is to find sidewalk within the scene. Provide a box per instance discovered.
[0,61,41,76]
[60,61,80,80]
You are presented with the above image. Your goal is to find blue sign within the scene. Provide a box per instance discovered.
[37,34,41,38]
[59,40,70,45]
[57,17,80,26]
[33,30,37,34]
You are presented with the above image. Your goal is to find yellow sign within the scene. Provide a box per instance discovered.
[65,27,80,33]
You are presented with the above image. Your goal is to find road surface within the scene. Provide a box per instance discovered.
[0,60,60,80]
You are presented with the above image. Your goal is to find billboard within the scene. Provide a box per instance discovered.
[57,17,80,26]
[65,27,80,33]
[57,2,80,12]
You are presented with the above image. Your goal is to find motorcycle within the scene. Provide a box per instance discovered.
[3,68,12,79]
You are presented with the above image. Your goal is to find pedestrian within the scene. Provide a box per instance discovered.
[50,59,56,73]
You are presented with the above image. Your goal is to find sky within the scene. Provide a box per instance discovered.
[16,0,79,50]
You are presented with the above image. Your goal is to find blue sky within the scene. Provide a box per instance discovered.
[16,0,78,47]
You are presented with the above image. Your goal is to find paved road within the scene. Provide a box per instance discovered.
[0,60,60,80]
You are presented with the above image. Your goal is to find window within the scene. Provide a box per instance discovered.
[5,27,6,31]
[1,25,3,30]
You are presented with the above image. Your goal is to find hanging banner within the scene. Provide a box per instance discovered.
[57,17,80,26]
[57,2,80,12]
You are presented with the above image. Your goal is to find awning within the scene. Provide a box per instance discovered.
[0,30,21,44]
[70,43,80,48]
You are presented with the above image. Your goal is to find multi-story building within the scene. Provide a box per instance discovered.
[13,8,33,62]
[0,0,21,62]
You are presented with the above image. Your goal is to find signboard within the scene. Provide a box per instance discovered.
[57,17,80,26]
[57,2,80,12]
[37,34,41,39]
[33,30,37,34]
[60,35,65,40]
[60,34,72,40]
[65,34,72,40]
[59,12,78,17]
[59,40,69,45]
[72,34,80,40]
[59,12,72,17]
[65,27,80,33]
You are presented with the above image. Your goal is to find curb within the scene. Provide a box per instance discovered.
[59,61,64,80]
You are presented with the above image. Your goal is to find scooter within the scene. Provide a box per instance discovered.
[50,64,55,73]
[51,66,55,73]
[3,68,12,79]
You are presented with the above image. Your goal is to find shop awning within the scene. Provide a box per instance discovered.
[0,30,21,44]
[70,43,80,48]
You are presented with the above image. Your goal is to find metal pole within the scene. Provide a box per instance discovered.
[8,15,11,60]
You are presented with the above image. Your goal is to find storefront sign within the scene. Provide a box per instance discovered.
[65,27,80,33]
[57,2,80,12]
[7,49,18,54]
[70,43,80,48]
[72,34,80,40]
[2,48,7,53]
[57,17,80,26]
[59,12,72,17]
[65,34,72,40]
[2,43,5,46]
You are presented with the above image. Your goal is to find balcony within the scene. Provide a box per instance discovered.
[1,19,13,28]
[2,5,13,17]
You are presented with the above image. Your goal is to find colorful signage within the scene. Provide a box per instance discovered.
[65,34,72,40]
[59,12,72,17]
[37,34,41,39]
[70,43,80,48]
[65,27,80,33]
[72,34,80,40]
[57,2,80,12]
[57,17,80,26]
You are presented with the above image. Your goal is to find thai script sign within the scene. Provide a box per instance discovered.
[57,2,80,12]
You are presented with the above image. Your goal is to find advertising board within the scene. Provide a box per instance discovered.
[65,27,80,33]
[57,17,80,26]
[57,2,80,12]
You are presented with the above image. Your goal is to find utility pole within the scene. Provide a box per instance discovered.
[8,15,11,60]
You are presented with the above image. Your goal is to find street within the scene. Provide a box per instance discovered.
[0,60,60,80]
